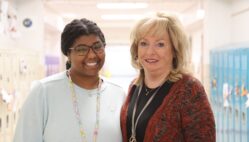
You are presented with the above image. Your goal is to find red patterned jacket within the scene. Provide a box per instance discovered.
[120,74,216,142]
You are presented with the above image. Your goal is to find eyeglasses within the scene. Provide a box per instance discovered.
[69,42,105,56]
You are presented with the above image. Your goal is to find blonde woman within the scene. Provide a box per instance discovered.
[120,12,215,142]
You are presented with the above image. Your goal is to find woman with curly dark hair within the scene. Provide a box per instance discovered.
[14,18,125,142]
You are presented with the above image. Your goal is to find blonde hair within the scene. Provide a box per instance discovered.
[130,12,190,85]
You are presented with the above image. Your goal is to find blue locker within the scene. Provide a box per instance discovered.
[228,48,235,142]
[234,48,241,142]
[210,50,214,106]
[247,48,249,142]
[212,50,220,141]
[211,49,220,142]
[240,48,249,142]
[214,51,219,118]
[210,50,218,132]
[210,46,249,142]
[218,50,224,142]
[223,50,229,142]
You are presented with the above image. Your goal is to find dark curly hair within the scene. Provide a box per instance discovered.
[61,18,106,69]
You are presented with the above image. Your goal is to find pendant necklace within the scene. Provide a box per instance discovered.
[129,81,165,142]
[145,87,154,96]
[68,70,101,142]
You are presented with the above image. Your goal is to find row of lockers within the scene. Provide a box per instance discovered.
[210,46,249,142]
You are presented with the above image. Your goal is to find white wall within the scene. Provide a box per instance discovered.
[15,0,44,50]
[231,1,249,43]
[203,0,249,59]
[104,45,137,93]
[190,30,203,80]
[204,0,232,64]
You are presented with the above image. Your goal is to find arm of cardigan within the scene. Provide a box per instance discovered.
[180,80,216,142]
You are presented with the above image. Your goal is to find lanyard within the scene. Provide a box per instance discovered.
[68,70,101,142]
[129,82,163,142]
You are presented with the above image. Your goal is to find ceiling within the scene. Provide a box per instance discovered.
[43,0,202,44]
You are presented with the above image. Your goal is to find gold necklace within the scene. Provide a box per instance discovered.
[129,81,165,142]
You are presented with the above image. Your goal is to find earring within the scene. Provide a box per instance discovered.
[66,60,71,70]
[67,60,71,64]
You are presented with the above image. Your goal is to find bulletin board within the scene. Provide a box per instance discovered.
[0,48,45,142]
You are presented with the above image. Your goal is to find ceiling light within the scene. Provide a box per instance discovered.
[97,2,148,9]
[62,13,77,18]
[196,9,205,19]
[101,14,144,20]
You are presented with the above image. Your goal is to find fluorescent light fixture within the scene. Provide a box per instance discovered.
[101,14,144,20]
[196,9,205,19]
[97,2,148,9]
[62,13,77,18]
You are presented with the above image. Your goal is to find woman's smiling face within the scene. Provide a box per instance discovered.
[137,31,174,75]
[68,34,105,78]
